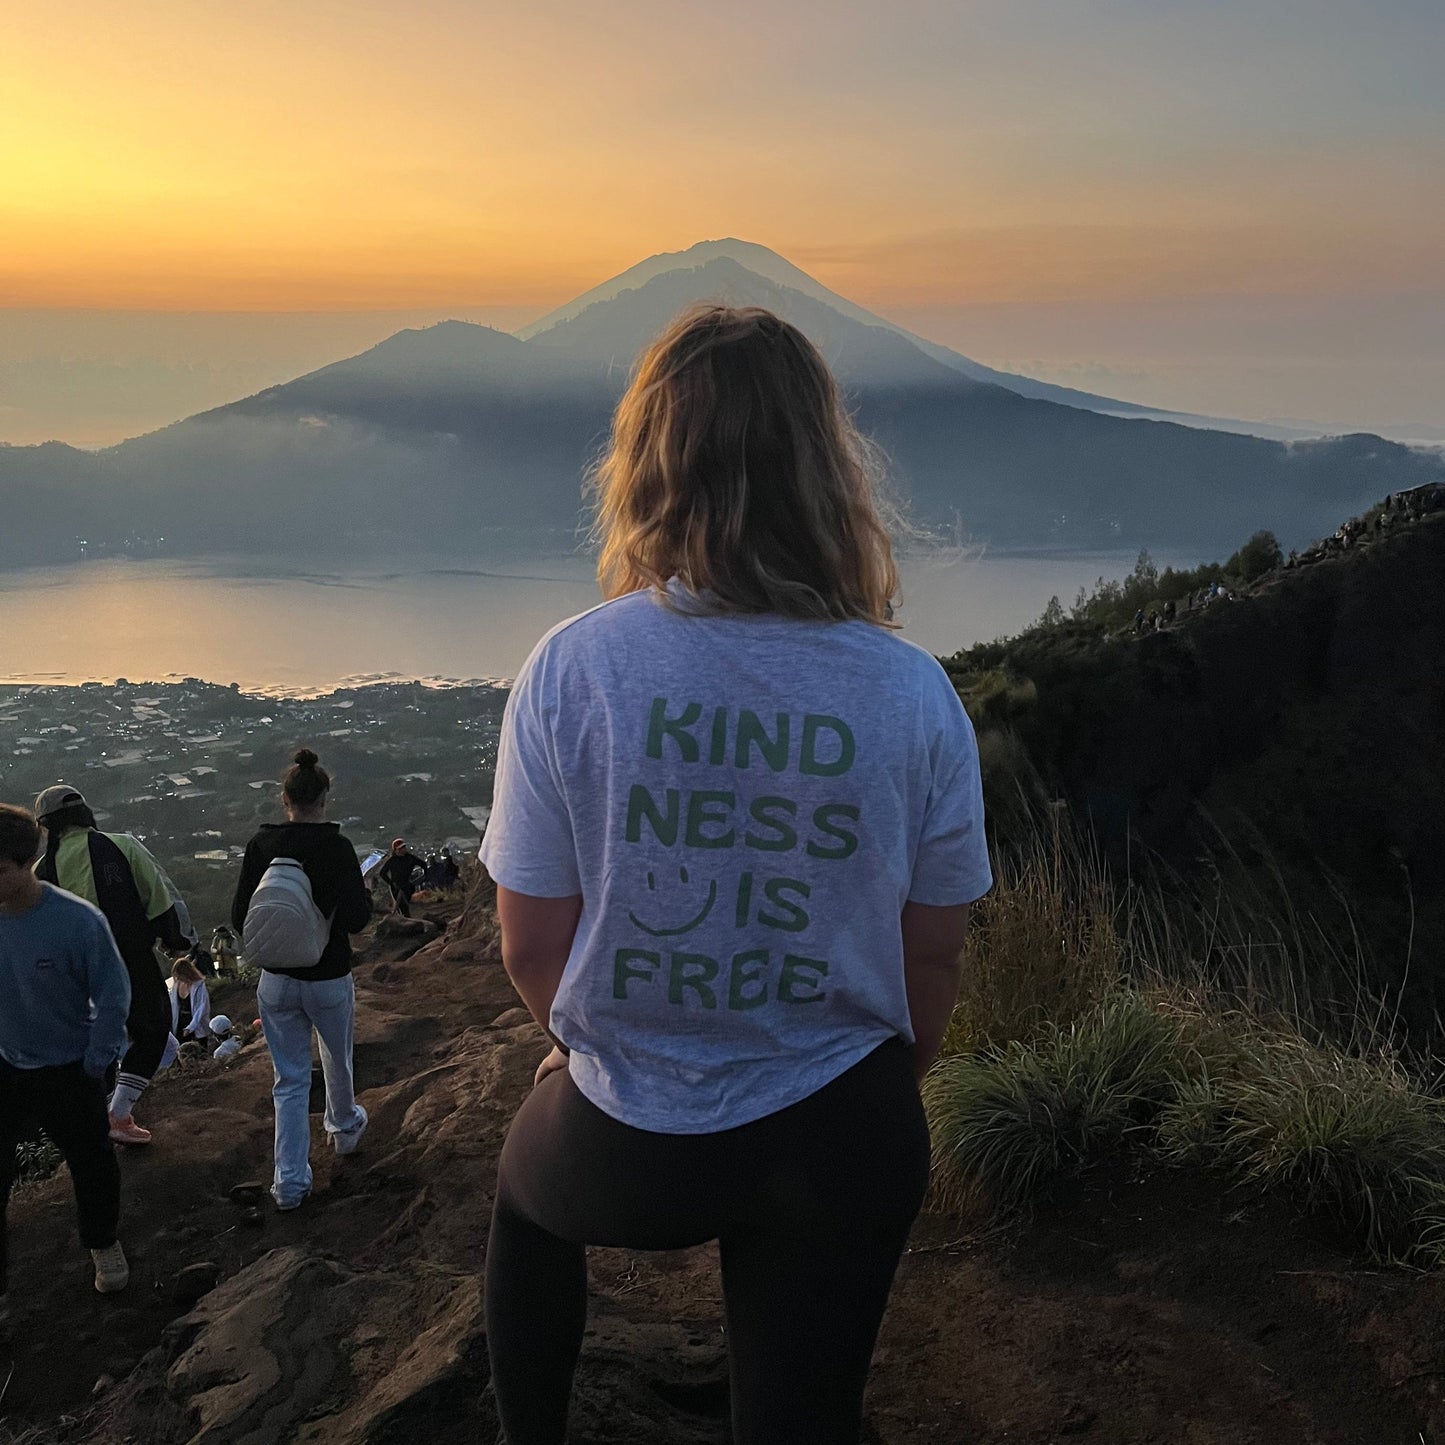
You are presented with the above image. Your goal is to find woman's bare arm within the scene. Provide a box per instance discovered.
[496,885,583,1048]
[901,900,971,1082]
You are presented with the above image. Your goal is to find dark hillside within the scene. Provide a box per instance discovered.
[0,442,124,562]
[865,388,1443,549]
[944,509,1445,1020]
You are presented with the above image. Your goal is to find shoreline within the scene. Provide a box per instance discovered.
[0,673,514,700]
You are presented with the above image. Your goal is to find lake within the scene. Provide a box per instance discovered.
[0,547,1183,694]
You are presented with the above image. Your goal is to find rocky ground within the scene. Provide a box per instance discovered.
[4,875,1445,1444]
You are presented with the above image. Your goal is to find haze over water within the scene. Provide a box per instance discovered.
[0,549,1173,695]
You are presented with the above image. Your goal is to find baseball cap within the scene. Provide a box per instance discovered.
[34,784,87,821]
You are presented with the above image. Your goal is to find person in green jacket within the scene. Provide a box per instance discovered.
[34,785,193,1147]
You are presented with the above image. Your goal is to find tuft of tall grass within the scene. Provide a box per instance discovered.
[943,811,1122,1054]
[1119,809,1408,1056]
[926,991,1181,1214]
[0,1426,65,1445]
[1179,1038,1445,1265]
[926,808,1445,1265]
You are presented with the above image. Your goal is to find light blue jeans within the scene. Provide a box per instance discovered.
[256,971,367,1206]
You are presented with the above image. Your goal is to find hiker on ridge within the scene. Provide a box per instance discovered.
[34,784,194,1146]
[210,924,239,978]
[0,805,132,1309]
[480,305,992,1444]
[232,749,371,1211]
[379,838,426,918]
[167,956,212,1049]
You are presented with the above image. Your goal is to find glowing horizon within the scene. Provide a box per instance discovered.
[6,2,1443,312]
[3,1,1442,440]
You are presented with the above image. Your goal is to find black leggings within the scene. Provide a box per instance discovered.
[486,1037,930,1445]
[0,1060,121,1291]
[116,958,170,1091]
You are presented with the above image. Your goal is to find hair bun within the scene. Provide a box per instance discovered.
[293,748,319,769]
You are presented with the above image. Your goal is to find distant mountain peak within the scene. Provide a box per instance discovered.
[301,317,528,382]
[520,240,1317,440]
[366,318,519,351]
[521,239,858,343]
[523,253,964,389]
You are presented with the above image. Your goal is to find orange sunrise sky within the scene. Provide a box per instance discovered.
[3,0,1442,442]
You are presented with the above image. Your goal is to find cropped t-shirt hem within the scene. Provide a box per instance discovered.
[907,864,995,908]
[565,1027,904,1136]
[479,852,581,900]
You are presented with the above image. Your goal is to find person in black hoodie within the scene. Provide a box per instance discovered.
[231,750,371,1211]
[378,838,427,917]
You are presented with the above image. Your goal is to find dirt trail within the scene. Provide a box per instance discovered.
[4,880,1444,1443]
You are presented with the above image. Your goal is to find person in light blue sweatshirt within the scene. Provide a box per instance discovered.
[0,804,133,1312]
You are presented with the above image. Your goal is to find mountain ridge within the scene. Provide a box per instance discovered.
[522,239,1310,437]
[2,241,1442,565]
[526,255,971,390]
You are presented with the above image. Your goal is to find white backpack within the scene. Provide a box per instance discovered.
[242,857,332,970]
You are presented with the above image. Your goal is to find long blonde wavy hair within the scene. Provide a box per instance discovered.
[590,305,900,624]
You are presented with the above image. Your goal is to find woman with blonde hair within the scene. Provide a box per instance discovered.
[167,956,212,1049]
[481,306,991,1443]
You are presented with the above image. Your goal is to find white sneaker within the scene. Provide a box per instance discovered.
[332,1111,368,1157]
[91,1241,129,1294]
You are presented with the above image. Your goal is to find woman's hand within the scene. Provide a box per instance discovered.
[534,1046,570,1088]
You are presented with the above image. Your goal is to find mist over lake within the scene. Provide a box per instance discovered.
[0,547,1184,695]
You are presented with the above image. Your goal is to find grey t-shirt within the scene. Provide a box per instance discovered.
[480,585,992,1133]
